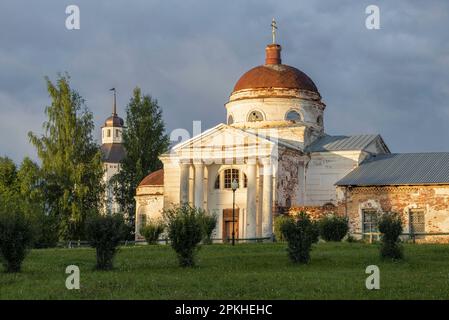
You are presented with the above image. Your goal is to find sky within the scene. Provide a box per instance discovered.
[0,0,448,163]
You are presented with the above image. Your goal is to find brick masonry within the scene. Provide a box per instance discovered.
[336,185,449,243]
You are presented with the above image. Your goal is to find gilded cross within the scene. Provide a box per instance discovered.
[271,18,277,44]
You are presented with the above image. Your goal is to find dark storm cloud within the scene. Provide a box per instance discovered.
[0,0,448,162]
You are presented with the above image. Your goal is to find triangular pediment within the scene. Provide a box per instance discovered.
[170,123,281,162]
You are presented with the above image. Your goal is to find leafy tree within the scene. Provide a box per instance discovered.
[0,157,18,196]
[16,158,58,248]
[163,205,203,267]
[281,212,319,264]
[378,212,403,260]
[111,87,169,226]
[86,214,126,270]
[0,198,34,273]
[28,74,104,240]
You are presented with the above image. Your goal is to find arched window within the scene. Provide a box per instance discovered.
[228,115,234,125]
[214,175,220,189]
[317,115,323,126]
[285,110,302,122]
[224,169,239,189]
[247,110,264,122]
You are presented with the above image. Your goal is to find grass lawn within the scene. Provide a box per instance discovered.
[0,242,448,299]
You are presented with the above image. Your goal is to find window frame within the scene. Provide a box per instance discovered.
[285,110,302,122]
[409,208,425,237]
[247,110,264,122]
[362,209,379,234]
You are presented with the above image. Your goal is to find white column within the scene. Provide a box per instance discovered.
[246,161,257,239]
[194,162,204,209]
[179,163,190,204]
[262,159,273,238]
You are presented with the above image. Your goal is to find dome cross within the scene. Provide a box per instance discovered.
[271,18,278,44]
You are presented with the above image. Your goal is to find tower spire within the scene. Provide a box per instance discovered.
[110,88,117,116]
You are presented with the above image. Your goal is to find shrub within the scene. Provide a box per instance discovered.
[273,215,293,242]
[378,212,403,260]
[319,214,349,242]
[163,205,203,267]
[86,214,126,270]
[140,219,165,244]
[0,211,34,273]
[198,212,217,244]
[280,212,319,264]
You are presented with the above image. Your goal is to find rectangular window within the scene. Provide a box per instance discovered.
[409,209,425,236]
[224,169,239,189]
[107,129,111,137]
[362,209,378,234]
[116,129,119,137]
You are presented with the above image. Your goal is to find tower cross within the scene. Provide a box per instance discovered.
[110,88,117,116]
[271,18,277,44]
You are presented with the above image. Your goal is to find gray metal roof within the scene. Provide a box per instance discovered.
[336,153,449,186]
[101,143,126,163]
[305,134,381,152]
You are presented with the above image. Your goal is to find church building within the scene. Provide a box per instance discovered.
[101,89,126,214]
[135,32,449,243]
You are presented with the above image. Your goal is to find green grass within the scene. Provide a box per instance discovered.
[1,242,449,299]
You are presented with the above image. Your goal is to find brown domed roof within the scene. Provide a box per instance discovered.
[232,44,319,94]
[103,114,124,127]
[139,169,164,186]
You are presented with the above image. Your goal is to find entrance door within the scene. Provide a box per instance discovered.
[222,208,239,241]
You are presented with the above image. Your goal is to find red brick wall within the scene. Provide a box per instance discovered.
[337,185,449,243]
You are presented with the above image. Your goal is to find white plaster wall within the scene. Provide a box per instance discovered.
[102,126,123,144]
[161,157,181,208]
[225,97,323,134]
[135,189,164,239]
[207,164,259,239]
[304,151,363,205]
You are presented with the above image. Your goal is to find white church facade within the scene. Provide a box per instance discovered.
[134,41,391,241]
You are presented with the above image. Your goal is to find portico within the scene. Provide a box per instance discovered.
[174,139,275,240]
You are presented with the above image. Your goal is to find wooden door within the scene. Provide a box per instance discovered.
[222,208,239,241]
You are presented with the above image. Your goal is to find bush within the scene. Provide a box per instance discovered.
[140,219,165,244]
[0,211,34,273]
[86,214,126,270]
[273,215,293,242]
[163,205,203,267]
[378,212,403,260]
[280,212,319,264]
[198,212,217,244]
[319,214,349,242]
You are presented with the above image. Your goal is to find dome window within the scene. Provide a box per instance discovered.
[285,110,301,122]
[247,110,264,122]
[228,115,234,125]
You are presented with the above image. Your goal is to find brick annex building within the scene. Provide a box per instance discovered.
[135,39,449,243]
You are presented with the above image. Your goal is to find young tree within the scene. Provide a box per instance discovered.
[28,74,104,240]
[0,157,18,196]
[16,158,59,248]
[111,87,169,225]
